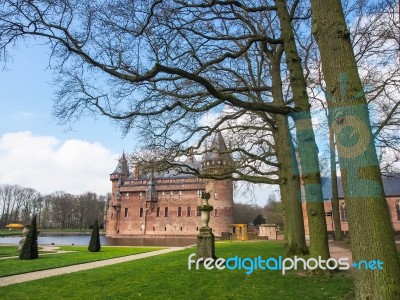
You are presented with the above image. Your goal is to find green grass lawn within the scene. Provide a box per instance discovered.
[0,246,163,277]
[0,230,23,236]
[0,241,354,299]
[0,245,21,257]
[0,246,55,258]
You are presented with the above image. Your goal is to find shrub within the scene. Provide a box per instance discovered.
[88,219,101,252]
[19,215,39,260]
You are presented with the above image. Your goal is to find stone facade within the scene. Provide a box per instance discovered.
[259,224,284,240]
[105,133,234,238]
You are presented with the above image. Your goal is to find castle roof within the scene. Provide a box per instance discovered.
[321,174,400,200]
[203,132,232,161]
[119,133,232,180]
[111,152,130,177]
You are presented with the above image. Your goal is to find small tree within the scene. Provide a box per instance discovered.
[253,215,266,227]
[88,219,101,252]
[19,215,38,260]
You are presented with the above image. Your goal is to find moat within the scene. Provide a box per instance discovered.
[0,234,196,246]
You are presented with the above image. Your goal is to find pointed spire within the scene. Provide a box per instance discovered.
[202,132,232,164]
[210,132,228,152]
[111,152,130,177]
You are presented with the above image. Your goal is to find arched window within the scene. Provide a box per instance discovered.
[340,202,348,223]
[396,200,400,222]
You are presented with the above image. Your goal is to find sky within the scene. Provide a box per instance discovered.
[0,43,137,195]
[0,43,275,204]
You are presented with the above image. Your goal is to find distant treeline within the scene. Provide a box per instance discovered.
[0,184,109,230]
[233,195,283,228]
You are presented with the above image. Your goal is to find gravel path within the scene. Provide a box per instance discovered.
[328,240,353,263]
[0,247,185,287]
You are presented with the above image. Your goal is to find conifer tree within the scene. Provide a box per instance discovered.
[19,215,38,260]
[88,219,101,252]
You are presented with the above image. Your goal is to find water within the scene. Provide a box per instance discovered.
[0,235,196,247]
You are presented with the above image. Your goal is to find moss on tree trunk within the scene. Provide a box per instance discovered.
[276,0,329,260]
[263,48,308,255]
[311,0,400,298]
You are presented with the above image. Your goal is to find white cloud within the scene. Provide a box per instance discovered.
[0,131,119,195]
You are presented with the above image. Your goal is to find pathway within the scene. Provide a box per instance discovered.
[328,240,353,263]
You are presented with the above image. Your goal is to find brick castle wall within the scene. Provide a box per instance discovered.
[106,176,234,237]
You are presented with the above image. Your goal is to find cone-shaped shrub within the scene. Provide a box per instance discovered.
[19,215,39,260]
[88,219,101,252]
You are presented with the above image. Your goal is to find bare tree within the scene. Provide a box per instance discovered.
[311,0,400,297]
[50,191,75,229]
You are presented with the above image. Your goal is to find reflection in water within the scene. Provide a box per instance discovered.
[104,237,196,247]
[0,235,196,247]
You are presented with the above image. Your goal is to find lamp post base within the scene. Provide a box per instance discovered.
[197,227,216,259]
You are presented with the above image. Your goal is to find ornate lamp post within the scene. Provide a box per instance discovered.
[197,191,216,259]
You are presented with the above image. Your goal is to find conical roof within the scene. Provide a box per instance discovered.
[111,152,130,176]
[203,132,232,161]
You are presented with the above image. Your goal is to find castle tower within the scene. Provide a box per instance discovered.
[107,153,130,235]
[202,132,234,236]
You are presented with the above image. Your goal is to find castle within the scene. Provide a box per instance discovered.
[105,133,234,238]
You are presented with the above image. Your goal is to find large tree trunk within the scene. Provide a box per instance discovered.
[276,0,330,260]
[311,0,400,298]
[328,115,343,241]
[269,49,308,255]
[275,118,308,255]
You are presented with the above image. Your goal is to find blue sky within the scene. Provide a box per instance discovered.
[0,43,273,204]
[0,44,137,153]
[0,43,137,195]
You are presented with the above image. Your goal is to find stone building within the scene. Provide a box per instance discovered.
[302,176,400,237]
[105,133,234,238]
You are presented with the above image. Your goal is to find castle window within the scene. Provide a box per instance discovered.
[340,202,347,223]
[125,193,129,198]
[170,191,173,198]
[156,207,161,217]
[153,227,155,231]
[214,208,219,217]
[396,200,400,222]
[214,192,218,199]
[139,192,143,199]
[161,191,165,197]
[179,191,182,198]
[180,227,183,231]
[197,190,202,198]
[139,207,144,217]
[187,206,191,217]
[196,209,201,217]
[165,226,167,231]
[165,207,169,217]
[124,208,128,218]
[178,206,182,217]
